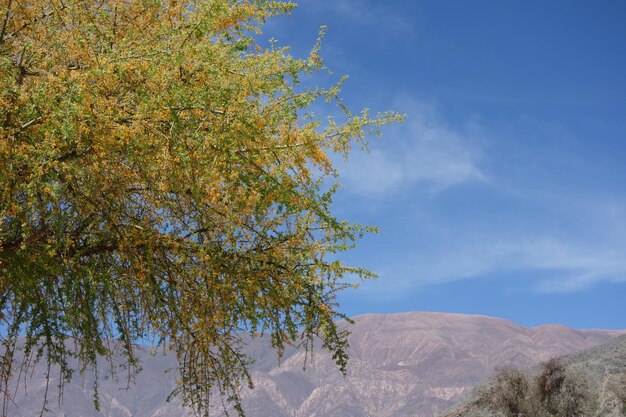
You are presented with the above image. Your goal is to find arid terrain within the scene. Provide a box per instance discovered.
[441,333,626,417]
[4,312,624,417]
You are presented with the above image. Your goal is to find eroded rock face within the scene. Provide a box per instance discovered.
[232,313,624,417]
[4,312,624,417]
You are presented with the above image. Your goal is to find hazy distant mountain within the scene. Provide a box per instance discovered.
[440,334,626,417]
[4,312,624,417]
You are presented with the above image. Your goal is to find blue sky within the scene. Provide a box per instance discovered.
[264,1,626,329]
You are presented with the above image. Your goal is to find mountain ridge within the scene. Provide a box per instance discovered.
[2,311,624,417]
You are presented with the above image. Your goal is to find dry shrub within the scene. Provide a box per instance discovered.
[608,373,626,414]
[536,358,566,405]
[475,359,591,417]
[476,366,532,417]
[535,358,589,417]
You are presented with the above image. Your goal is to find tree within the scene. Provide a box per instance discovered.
[0,1,400,415]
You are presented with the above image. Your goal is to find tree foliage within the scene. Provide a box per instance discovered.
[0,0,400,415]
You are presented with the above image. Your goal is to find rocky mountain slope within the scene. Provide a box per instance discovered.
[440,334,626,417]
[3,312,624,417]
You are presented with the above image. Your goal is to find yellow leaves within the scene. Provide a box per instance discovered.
[213,3,256,32]
[0,1,401,415]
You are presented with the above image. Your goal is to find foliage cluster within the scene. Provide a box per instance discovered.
[474,358,592,417]
[0,0,400,415]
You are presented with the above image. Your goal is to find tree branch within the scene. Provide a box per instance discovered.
[0,0,13,44]
[20,116,42,131]
[4,4,65,41]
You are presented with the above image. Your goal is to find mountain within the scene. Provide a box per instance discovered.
[3,312,624,417]
[440,334,626,417]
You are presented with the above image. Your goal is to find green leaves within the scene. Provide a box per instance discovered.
[0,1,401,416]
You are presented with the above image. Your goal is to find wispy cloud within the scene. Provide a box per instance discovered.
[368,236,626,296]
[336,96,626,296]
[306,0,414,39]
[337,99,486,195]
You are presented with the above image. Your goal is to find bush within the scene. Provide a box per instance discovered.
[474,359,591,417]
[608,373,626,414]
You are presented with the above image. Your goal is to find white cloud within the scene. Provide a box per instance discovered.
[366,236,626,296]
[337,100,486,195]
[306,0,414,39]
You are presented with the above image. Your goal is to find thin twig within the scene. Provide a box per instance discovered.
[20,116,42,131]
[0,0,13,44]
